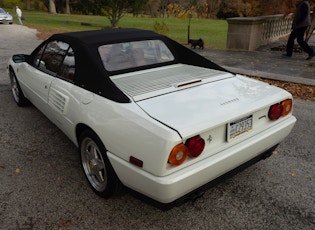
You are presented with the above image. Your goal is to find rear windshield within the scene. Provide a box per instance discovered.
[98,40,174,72]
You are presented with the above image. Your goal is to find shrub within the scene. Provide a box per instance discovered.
[153,20,169,35]
[3,0,22,9]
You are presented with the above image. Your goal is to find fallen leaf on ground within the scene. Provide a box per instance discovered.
[248,76,315,101]
[58,220,72,227]
[77,215,83,222]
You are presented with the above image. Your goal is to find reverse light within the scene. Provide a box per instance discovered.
[168,144,188,166]
[186,135,205,157]
[281,99,293,116]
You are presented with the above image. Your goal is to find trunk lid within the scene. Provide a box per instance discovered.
[111,64,290,138]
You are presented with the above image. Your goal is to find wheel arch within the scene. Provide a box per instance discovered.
[8,65,14,74]
[75,123,110,155]
[8,65,30,106]
[76,123,94,145]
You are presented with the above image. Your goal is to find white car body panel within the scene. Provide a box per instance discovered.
[136,73,290,137]
[110,64,233,102]
[11,60,296,178]
[17,63,53,111]
[108,115,295,203]
[10,60,184,176]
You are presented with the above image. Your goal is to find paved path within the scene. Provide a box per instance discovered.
[0,24,314,230]
[196,36,315,86]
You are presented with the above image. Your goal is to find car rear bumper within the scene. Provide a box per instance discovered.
[108,116,296,204]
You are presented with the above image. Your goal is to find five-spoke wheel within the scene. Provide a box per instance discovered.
[79,130,120,198]
[9,70,28,106]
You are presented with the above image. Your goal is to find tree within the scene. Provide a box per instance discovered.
[145,0,160,17]
[159,0,169,18]
[65,0,70,14]
[101,0,129,27]
[26,0,31,10]
[100,0,148,27]
[258,0,315,15]
[132,0,148,16]
[49,0,57,14]
[71,0,99,14]
[206,0,221,18]
[217,0,245,19]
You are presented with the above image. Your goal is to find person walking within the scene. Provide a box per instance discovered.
[16,6,23,25]
[282,0,314,60]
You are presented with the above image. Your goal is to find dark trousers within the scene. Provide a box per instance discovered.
[286,26,313,56]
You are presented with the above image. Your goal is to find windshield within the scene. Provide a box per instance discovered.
[98,40,174,72]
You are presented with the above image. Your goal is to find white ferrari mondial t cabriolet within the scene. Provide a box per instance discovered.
[8,28,296,206]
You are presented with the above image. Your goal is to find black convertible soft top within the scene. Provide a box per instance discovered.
[31,28,229,103]
[55,28,164,45]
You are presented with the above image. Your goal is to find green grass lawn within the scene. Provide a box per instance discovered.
[6,9,228,49]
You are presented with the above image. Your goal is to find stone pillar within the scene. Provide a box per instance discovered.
[226,17,264,51]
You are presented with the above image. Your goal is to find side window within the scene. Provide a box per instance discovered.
[33,44,46,68]
[36,40,70,75]
[32,40,75,81]
[58,47,75,81]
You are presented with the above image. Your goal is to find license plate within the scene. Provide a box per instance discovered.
[227,115,253,141]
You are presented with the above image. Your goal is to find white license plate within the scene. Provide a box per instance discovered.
[227,115,253,141]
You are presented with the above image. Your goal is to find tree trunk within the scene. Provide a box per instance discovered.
[49,0,57,14]
[65,0,70,14]
[26,0,31,10]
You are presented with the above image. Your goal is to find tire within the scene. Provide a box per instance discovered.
[79,129,121,198]
[9,70,29,106]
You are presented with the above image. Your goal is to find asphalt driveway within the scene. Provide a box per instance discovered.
[0,25,314,229]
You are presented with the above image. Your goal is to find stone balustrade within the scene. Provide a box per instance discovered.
[226,14,294,51]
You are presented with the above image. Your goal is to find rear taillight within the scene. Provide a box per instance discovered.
[186,135,205,157]
[268,103,283,120]
[268,99,292,120]
[281,99,293,116]
[168,144,188,166]
[168,135,205,166]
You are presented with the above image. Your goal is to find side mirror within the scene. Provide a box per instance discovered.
[12,54,30,63]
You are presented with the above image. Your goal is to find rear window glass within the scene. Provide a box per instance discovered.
[98,40,174,71]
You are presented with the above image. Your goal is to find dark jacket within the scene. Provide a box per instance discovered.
[292,0,311,29]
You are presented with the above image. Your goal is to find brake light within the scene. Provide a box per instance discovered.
[268,103,283,120]
[168,135,205,166]
[186,135,205,157]
[268,99,292,120]
[168,144,188,166]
